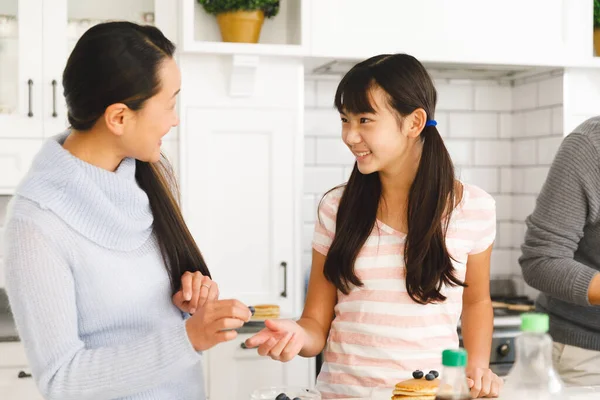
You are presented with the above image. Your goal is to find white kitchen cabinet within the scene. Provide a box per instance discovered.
[204,333,315,400]
[0,342,29,368]
[0,0,43,139]
[0,367,43,400]
[178,55,305,319]
[178,54,309,393]
[309,0,572,67]
[0,0,177,193]
[0,342,42,399]
[182,107,299,317]
[0,139,43,195]
[42,0,175,138]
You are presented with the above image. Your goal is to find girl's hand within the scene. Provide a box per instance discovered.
[244,319,306,362]
[467,367,503,398]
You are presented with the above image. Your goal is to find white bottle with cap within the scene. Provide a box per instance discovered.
[502,312,564,399]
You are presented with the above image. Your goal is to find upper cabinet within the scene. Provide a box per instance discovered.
[0,0,175,194]
[176,0,597,68]
[309,0,582,67]
[0,0,43,138]
[0,0,174,141]
[43,0,163,138]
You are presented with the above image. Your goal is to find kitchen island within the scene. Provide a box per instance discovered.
[364,385,600,399]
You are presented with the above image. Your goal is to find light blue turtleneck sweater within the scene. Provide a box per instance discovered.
[3,132,205,400]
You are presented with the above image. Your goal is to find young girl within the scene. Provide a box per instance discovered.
[246,54,502,398]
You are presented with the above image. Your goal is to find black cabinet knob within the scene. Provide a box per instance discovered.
[18,370,32,379]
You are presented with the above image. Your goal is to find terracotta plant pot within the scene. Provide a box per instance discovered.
[216,10,265,43]
[594,28,600,57]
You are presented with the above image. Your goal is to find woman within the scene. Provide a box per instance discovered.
[246,54,503,398]
[3,22,251,400]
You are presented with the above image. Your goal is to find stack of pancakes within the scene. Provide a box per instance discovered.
[391,378,440,399]
[250,304,280,320]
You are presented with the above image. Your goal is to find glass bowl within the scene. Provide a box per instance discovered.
[250,386,321,400]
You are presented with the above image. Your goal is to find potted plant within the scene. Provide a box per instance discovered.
[197,0,280,44]
[595,0,600,56]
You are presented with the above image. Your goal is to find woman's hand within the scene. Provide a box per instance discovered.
[172,271,219,314]
[467,367,503,398]
[244,319,306,362]
[186,299,252,351]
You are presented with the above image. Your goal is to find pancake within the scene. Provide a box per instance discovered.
[391,377,440,400]
[250,304,280,320]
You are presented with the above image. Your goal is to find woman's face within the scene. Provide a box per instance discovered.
[119,57,181,163]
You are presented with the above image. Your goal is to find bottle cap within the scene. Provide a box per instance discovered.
[442,348,468,367]
[521,312,549,333]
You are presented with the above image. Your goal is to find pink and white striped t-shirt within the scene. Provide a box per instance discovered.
[312,182,496,399]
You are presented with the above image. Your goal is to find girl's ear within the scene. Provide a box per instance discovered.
[404,108,427,138]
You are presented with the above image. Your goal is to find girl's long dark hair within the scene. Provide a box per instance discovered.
[62,21,209,294]
[322,54,464,304]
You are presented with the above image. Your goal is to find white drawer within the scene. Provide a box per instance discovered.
[0,342,28,368]
[0,366,43,400]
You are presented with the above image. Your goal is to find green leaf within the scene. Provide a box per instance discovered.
[197,0,280,19]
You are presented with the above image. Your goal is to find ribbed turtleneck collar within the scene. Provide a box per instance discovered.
[16,132,154,251]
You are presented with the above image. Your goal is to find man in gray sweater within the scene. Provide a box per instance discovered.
[520,116,600,386]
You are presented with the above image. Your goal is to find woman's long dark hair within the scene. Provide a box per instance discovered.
[322,54,464,304]
[62,21,209,294]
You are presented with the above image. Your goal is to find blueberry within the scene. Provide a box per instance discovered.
[412,370,424,379]
[293,398,301,400]
[429,370,439,378]
[425,373,435,381]
[249,306,256,315]
[275,393,288,400]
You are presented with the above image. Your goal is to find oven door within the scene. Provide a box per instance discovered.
[490,362,513,377]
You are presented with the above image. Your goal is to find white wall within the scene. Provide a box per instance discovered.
[507,72,564,297]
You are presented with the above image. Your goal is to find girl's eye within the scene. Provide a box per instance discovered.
[360,118,370,123]
[341,117,348,123]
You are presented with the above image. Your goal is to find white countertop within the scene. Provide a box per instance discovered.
[361,385,600,400]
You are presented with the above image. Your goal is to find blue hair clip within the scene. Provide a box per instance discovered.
[425,120,437,127]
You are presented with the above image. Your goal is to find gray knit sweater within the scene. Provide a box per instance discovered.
[520,116,600,351]
[3,132,205,399]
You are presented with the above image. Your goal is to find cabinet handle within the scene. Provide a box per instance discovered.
[280,261,287,298]
[18,370,32,379]
[51,79,58,117]
[27,79,33,117]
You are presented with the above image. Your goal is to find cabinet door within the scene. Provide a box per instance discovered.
[41,0,159,137]
[310,0,565,64]
[205,333,314,400]
[0,367,44,400]
[0,342,29,368]
[183,108,297,316]
[0,139,43,195]
[0,0,43,138]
